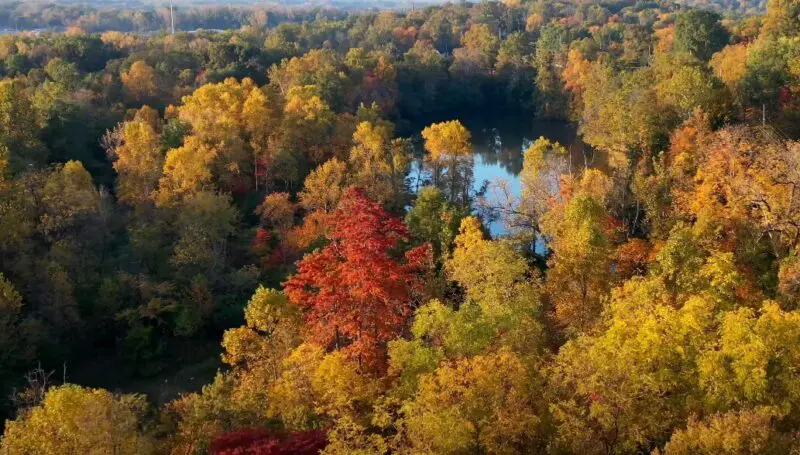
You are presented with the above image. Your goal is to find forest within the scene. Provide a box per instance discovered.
[0,0,799,453]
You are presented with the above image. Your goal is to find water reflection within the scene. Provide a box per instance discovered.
[409,113,592,237]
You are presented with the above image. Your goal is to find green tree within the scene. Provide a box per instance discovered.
[673,10,730,62]
[405,186,464,259]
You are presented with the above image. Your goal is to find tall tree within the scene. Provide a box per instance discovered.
[673,10,730,62]
[421,120,472,207]
[283,188,431,370]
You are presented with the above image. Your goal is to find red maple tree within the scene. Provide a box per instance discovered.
[284,188,431,370]
[210,428,327,455]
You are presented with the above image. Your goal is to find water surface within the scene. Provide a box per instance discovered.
[410,113,591,237]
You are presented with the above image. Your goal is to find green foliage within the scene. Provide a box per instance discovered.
[673,10,730,61]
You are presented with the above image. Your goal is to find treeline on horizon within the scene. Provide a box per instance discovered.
[0,0,768,33]
[0,0,800,453]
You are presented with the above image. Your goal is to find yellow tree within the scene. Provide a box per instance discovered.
[0,385,152,455]
[710,44,749,93]
[348,121,409,210]
[541,189,614,337]
[281,85,337,165]
[267,344,380,431]
[549,277,714,455]
[108,121,162,206]
[658,408,795,455]
[0,80,46,170]
[157,136,218,206]
[402,349,541,454]
[421,120,472,206]
[299,158,348,213]
[174,77,276,192]
[698,302,800,415]
[516,137,569,244]
[40,160,102,241]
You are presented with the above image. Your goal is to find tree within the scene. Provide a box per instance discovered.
[0,80,46,171]
[44,58,80,91]
[762,0,800,37]
[171,191,238,278]
[421,120,472,206]
[654,55,724,120]
[256,192,296,236]
[348,121,409,211]
[40,160,103,243]
[172,78,276,193]
[549,278,713,455]
[698,302,800,415]
[300,158,348,213]
[710,44,750,92]
[267,344,380,430]
[157,136,218,205]
[516,137,569,245]
[121,60,158,103]
[107,120,163,206]
[450,23,500,77]
[268,49,348,110]
[542,191,614,337]
[405,186,464,259]
[403,349,541,454]
[535,24,571,118]
[221,286,302,383]
[0,385,152,455]
[210,429,327,455]
[0,274,31,380]
[283,188,431,370]
[579,63,664,168]
[281,85,337,166]
[658,408,794,455]
[673,10,730,62]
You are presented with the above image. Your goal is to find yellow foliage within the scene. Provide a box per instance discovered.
[0,385,152,455]
[157,136,218,206]
[402,349,540,454]
[121,61,157,102]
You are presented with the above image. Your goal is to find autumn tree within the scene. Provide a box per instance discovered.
[299,158,348,213]
[121,60,158,103]
[348,120,409,211]
[0,385,152,455]
[446,216,542,355]
[0,274,33,384]
[171,191,238,279]
[402,349,541,454]
[542,187,614,337]
[658,408,795,455]
[0,80,46,171]
[579,62,664,168]
[421,120,472,207]
[163,77,277,198]
[267,343,381,439]
[210,428,328,455]
[762,0,800,37]
[283,188,431,370]
[221,286,303,384]
[405,186,465,260]
[106,119,163,206]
